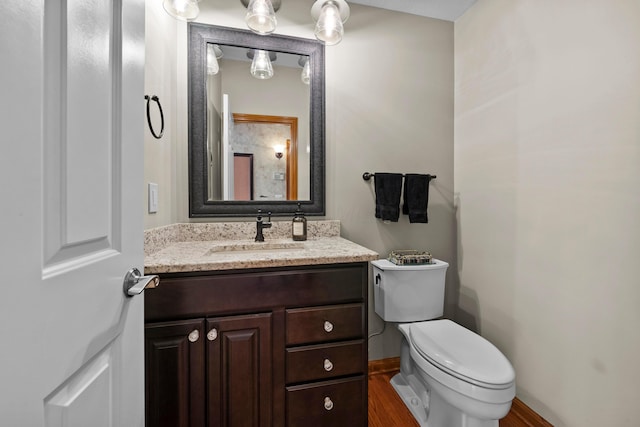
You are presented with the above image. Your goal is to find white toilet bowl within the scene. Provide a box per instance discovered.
[392,320,515,427]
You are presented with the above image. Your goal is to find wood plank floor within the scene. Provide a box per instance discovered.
[368,370,553,427]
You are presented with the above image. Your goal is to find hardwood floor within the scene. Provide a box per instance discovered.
[368,369,553,427]
[369,371,420,427]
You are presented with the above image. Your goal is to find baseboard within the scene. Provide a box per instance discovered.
[368,357,401,375]
[368,358,554,427]
[508,398,554,427]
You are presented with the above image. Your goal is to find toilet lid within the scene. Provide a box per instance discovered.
[409,320,515,388]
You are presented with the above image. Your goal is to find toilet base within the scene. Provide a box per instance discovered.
[391,370,499,427]
[390,372,429,425]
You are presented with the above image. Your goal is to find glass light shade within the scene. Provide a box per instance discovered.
[163,0,200,21]
[206,45,219,75]
[301,59,311,85]
[274,144,285,158]
[245,0,277,35]
[314,1,344,45]
[250,50,274,79]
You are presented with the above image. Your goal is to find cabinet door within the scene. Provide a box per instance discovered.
[207,313,273,427]
[145,319,206,427]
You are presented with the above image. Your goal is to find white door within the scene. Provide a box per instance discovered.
[0,0,146,426]
[222,93,235,200]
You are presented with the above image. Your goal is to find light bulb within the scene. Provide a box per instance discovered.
[163,0,200,21]
[206,44,219,75]
[245,0,277,35]
[250,50,274,79]
[314,1,343,45]
[298,58,311,85]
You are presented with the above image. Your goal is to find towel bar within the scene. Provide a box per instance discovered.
[362,172,436,181]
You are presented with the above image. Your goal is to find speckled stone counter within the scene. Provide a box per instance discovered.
[144,221,378,274]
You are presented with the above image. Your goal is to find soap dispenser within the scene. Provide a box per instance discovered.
[292,203,307,241]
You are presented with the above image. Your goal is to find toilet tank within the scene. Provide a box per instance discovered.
[372,259,449,322]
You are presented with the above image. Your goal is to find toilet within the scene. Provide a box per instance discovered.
[372,259,516,427]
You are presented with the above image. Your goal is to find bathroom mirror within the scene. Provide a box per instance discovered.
[189,23,325,217]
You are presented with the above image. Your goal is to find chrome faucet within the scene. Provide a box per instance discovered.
[255,210,272,242]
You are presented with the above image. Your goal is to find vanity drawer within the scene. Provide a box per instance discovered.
[146,264,367,322]
[285,303,364,345]
[286,376,366,427]
[286,340,364,384]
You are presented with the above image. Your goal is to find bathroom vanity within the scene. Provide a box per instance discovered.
[143,222,377,427]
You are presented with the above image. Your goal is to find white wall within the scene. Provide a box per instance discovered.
[144,0,180,228]
[144,0,455,361]
[324,6,454,359]
[455,1,640,425]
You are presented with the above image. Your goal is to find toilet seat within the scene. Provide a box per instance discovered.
[409,320,515,389]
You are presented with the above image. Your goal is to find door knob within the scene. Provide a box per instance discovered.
[123,268,159,297]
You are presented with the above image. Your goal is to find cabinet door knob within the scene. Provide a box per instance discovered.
[324,396,334,411]
[323,358,334,372]
[323,320,334,333]
[188,329,200,343]
[207,328,218,341]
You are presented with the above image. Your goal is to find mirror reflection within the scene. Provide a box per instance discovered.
[205,45,310,201]
[188,23,325,217]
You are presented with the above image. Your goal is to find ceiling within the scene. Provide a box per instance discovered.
[346,0,477,22]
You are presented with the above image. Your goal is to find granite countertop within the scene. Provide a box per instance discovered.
[144,221,378,274]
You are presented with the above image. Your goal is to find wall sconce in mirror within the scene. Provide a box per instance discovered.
[248,49,276,79]
[274,145,285,159]
[241,0,281,35]
[311,0,350,45]
[299,56,311,85]
[207,44,223,75]
[163,0,201,21]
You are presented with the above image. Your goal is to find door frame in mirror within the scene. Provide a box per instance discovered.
[188,23,325,217]
[232,113,299,200]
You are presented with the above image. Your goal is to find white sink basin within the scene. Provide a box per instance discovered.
[205,240,305,255]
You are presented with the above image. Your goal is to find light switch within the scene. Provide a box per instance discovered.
[148,183,158,213]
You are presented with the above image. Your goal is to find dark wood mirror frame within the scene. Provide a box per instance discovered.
[188,23,325,217]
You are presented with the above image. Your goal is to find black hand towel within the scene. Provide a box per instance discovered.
[374,173,404,222]
[402,174,432,223]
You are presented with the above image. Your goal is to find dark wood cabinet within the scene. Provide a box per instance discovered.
[144,262,368,427]
[207,313,272,427]
[145,319,206,427]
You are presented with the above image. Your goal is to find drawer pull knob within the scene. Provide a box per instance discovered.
[188,329,199,343]
[324,321,334,333]
[323,358,334,372]
[324,396,334,411]
[207,328,218,341]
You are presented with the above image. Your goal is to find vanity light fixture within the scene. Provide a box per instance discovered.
[311,0,350,45]
[162,0,201,21]
[248,49,275,79]
[274,144,285,159]
[241,0,281,35]
[299,56,311,85]
[206,44,223,75]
